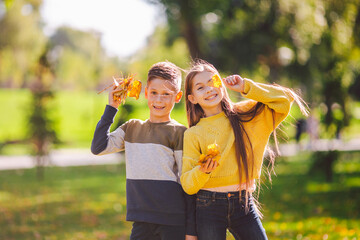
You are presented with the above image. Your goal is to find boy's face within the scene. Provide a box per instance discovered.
[145,78,182,123]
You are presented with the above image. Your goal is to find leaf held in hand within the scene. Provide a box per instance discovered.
[198,143,221,165]
[98,74,142,105]
[127,79,142,100]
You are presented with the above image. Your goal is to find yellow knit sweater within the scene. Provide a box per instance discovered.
[180,78,294,195]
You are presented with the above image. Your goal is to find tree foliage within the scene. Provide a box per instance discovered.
[148,0,360,137]
[0,0,127,91]
[0,0,46,87]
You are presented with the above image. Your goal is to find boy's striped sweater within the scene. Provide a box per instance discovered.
[91,105,196,235]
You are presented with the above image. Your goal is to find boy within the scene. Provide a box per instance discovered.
[91,62,196,240]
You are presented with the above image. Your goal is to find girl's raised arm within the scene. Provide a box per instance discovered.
[224,76,300,129]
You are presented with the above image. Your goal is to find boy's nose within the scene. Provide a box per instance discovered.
[154,95,164,101]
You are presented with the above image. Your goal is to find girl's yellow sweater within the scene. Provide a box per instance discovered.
[180,78,294,195]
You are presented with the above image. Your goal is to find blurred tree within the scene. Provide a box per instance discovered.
[129,27,190,81]
[0,0,46,87]
[148,0,360,136]
[148,0,360,182]
[48,27,105,90]
[0,0,127,91]
[48,26,129,90]
[28,44,59,180]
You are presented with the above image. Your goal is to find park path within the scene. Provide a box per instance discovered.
[0,138,359,171]
[0,149,123,171]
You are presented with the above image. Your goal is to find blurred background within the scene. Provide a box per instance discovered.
[0,0,359,239]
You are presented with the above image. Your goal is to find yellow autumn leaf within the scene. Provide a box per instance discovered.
[104,74,141,104]
[211,74,222,88]
[128,80,142,100]
[198,143,221,165]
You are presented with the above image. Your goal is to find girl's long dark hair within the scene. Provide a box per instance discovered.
[185,59,308,215]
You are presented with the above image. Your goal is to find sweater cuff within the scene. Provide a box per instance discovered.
[102,105,118,121]
[196,167,212,180]
[241,78,253,95]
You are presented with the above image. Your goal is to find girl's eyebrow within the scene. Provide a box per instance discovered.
[195,79,212,86]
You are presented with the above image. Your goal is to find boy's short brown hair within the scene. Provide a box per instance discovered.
[147,61,182,92]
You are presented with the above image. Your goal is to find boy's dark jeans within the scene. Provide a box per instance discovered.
[196,190,268,240]
[130,222,185,240]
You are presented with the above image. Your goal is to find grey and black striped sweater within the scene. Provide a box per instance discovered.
[91,105,196,235]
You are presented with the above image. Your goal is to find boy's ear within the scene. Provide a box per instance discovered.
[175,91,183,103]
[144,87,148,99]
[187,94,197,104]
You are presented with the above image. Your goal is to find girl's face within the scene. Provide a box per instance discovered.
[188,70,224,116]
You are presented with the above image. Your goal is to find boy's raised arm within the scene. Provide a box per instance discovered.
[91,105,119,155]
[92,84,129,155]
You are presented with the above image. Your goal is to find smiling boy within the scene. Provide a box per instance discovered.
[91,62,196,240]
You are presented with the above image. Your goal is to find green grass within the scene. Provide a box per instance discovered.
[258,153,360,240]
[0,89,187,154]
[0,164,131,240]
[1,153,359,239]
[0,89,31,141]
[1,89,360,155]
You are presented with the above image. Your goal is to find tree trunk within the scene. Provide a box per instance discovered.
[179,0,202,59]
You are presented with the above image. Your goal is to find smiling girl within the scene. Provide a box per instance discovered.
[180,59,308,240]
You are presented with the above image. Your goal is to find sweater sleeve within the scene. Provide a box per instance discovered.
[180,130,211,195]
[241,78,294,128]
[91,105,126,155]
[173,126,187,181]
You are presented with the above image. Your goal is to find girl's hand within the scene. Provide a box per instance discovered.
[199,158,218,174]
[223,75,245,93]
[109,85,121,109]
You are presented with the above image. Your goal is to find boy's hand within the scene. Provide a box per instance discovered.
[199,157,218,174]
[223,75,245,93]
[109,85,121,109]
[185,235,198,240]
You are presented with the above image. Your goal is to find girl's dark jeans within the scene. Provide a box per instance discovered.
[196,190,268,240]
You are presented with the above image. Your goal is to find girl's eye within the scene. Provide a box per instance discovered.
[197,87,203,90]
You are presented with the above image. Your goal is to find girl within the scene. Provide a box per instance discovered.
[180,60,308,240]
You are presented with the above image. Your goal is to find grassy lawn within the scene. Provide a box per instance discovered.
[0,89,188,154]
[1,89,360,155]
[1,153,359,240]
[0,164,131,240]
[258,152,360,240]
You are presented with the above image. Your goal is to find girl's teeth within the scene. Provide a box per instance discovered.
[206,95,216,100]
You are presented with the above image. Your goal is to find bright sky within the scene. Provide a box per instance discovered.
[41,0,162,58]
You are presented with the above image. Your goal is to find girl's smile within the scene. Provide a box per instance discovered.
[204,93,218,101]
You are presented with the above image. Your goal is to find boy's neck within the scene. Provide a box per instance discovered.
[148,114,171,123]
